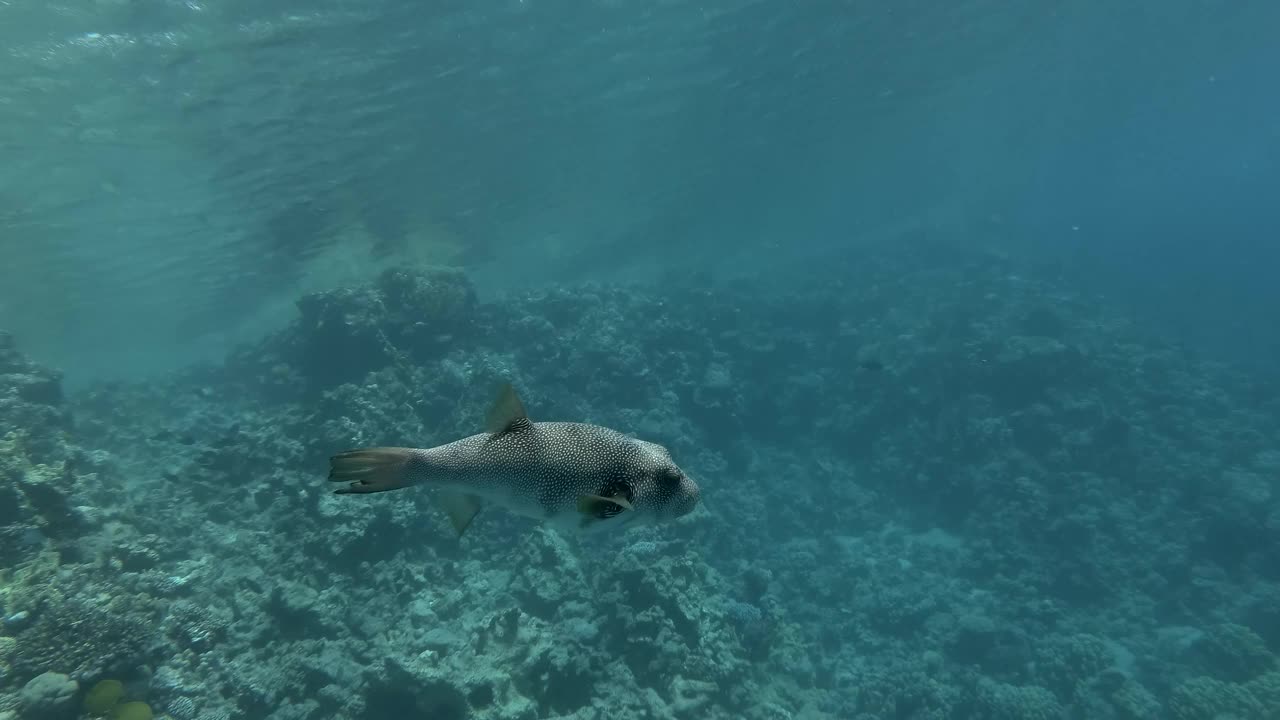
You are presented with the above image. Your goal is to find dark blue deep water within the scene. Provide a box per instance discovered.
[2,3,1279,719]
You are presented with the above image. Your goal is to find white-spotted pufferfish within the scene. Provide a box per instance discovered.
[328,384,701,536]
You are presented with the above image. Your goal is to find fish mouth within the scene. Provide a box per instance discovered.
[671,480,701,518]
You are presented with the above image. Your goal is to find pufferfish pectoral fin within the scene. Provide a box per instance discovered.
[437,490,484,538]
[485,382,531,435]
[577,493,633,520]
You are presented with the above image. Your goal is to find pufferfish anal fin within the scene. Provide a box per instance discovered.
[485,382,531,435]
[438,490,483,538]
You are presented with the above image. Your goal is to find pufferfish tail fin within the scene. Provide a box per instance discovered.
[328,447,415,494]
[329,447,483,537]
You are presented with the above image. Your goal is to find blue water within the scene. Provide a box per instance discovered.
[2,2,1279,719]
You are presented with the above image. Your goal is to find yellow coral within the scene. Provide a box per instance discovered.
[83,678,125,715]
[112,701,154,720]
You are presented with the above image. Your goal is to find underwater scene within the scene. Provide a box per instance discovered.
[3,2,1280,719]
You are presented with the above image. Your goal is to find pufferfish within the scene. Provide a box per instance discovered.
[327,383,702,536]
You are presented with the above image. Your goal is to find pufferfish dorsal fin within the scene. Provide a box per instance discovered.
[485,382,530,435]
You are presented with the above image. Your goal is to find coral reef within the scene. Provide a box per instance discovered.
[2,244,1279,718]
[19,671,78,720]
